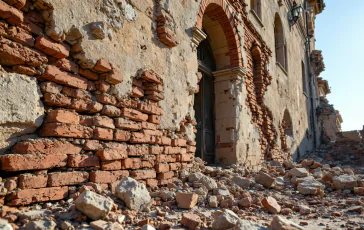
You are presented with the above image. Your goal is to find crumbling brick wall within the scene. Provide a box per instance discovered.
[0,0,195,206]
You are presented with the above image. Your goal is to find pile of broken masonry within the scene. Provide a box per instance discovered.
[1,150,364,230]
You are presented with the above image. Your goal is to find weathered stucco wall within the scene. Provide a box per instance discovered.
[48,0,201,134]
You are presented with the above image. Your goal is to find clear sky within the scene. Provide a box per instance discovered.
[315,0,364,131]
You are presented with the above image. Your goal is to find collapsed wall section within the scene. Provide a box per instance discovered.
[0,0,195,206]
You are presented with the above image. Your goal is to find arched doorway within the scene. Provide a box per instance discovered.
[192,0,245,165]
[194,37,216,164]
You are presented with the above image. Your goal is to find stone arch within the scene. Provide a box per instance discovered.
[283,109,293,136]
[274,13,287,70]
[196,0,243,69]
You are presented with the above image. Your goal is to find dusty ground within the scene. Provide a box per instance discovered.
[1,146,363,230]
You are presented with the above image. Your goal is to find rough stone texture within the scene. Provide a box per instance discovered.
[270,216,304,230]
[212,209,240,230]
[234,219,269,230]
[288,168,309,178]
[176,192,198,209]
[262,197,281,214]
[232,176,250,188]
[25,219,56,230]
[199,176,218,191]
[115,177,152,212]
[255,171,275,188]
[181,212,201,230]
[0,71,44,153]
[297,177,325,195]
[333,175,358,190]
[75,190,113,220]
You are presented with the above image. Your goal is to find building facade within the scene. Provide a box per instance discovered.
[0,0,327,205]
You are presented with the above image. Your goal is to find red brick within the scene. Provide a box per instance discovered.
[93,116,115,129]
[143,129,163,136]
[142,160,155,168]
[84,140,103,151]
[141,122,157,130]
[187,140,196,146]
[62,87,91,99]
[102,67,123,84]
[3,0,26,9]
[145,91,164,102]
[155,163,169,173]
[89,101,103,113]
[121,108,148,122]
[42,65,88,90]
[169,163,181,171]
[34,35,70,58]
[101,160,121,171]
[131,86,144,98]
[96,93,117,105]
[187,146,196,153]
[93,127,113,140]
[101,105,121,117]
[79,68,99,80]
[138,102,163,115]
[141,70,162,84]
[164,146,181,154]
[149,145,164,155]
[88,81,96,91]
[13,139,81,155]
[68,155,100,168]
[7,186,68,206]
[116,98,138,109]
[48,171,89,186]
[70,98,91,112]
[114,118,141,131]
[114,129,131,142]
[121,158,142,169]
[0,0,23,25]
[0,21,34,46]
[172,139,187,147]
[128,145,149,156]
[148,115,161,124]
[132,78,143,87]
[90,170,129,183]
[95,80,110,93]
[12,65,40,75]
[79,115,93,126]
[93,59,112,73]
[0,37,47,67]
[158,171,174,179]
[158,178,176,185]
[155,136,171,145]
[156,155,176,163]
[43,93,71,107]
[40,123,93,139]
[19,19,42,35]
[130,132,155,144]
[0,154,67,171]
[18,174,47,189]
[103,142,127,150]
[143,82,164,93]
[46,109,80,124]
[40,82,63,94]
[53,58,79,73]
[180,153,194,162]
[146,179,158,187]
[96,148,127,161]
[130,169,156,180]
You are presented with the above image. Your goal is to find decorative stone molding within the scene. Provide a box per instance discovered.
[191,27,207,49]
[311,50,325,77]
[213,66,248,82]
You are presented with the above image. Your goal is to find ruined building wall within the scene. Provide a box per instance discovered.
[0,0,323,206]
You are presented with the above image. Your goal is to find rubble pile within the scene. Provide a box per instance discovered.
[0,153,363,230]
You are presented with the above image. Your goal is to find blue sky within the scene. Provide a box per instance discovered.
[315,0,364,131]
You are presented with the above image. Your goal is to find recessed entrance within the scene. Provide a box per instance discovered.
[194,38,216,164]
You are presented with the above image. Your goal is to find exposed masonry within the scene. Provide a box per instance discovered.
[0,0,195,206]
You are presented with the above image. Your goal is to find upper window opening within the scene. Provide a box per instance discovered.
[251,0,262,20]
[274,14,288,71]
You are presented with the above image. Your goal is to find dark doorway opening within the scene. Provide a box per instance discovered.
[194,37,216,164]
